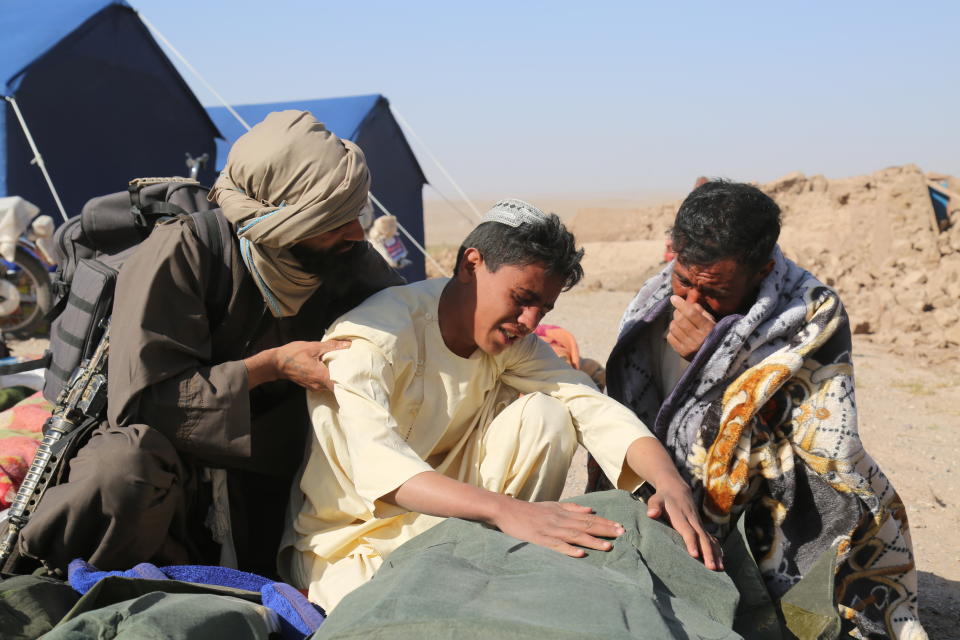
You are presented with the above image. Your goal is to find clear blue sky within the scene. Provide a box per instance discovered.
[134,0,959,199]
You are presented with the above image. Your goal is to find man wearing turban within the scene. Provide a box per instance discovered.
[20,111,403,577]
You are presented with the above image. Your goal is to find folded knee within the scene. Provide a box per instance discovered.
[78,425,181,508]
[519,393,577,450]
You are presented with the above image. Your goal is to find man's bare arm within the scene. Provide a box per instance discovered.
[386,471,625,558]
[624,437,723,570]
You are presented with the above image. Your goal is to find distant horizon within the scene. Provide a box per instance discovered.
[419,162,943,207]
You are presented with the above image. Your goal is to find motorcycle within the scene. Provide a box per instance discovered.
[0,197,55,338]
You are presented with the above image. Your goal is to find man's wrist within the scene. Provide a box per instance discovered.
[244,347,280,388]
[477,491,513,527]
[266,347,281,382]
[646,467,687,493]
[625,437,688,491]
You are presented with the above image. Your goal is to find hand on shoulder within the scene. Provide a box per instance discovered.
[245,339,351,391]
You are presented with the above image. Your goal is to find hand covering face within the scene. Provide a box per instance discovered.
[209,110,371,317]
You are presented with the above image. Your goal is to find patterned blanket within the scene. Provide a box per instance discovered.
[600,247,925,639]
[0,390,53,509]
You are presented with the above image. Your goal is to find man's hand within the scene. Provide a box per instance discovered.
[667,294,716,360]
[390,471,623,558]
[491,499,625,558]
[244,340,350,390]
[625,437,723,570]
[646,477,723,571]
[274,340,351,391]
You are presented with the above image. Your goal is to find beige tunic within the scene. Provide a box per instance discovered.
[281,278,654,608]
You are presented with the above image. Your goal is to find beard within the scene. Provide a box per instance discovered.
[290,240,369,280]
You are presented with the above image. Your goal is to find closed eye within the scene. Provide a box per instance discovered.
[514,288,553,315]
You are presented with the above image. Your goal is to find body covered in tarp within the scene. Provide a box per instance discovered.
[312,490,795,640]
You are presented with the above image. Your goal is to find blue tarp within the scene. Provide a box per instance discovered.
[208,96,428,280]
[0,0,219,219]
[929,186,950,229]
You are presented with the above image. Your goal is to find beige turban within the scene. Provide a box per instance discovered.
[209,110,370,317]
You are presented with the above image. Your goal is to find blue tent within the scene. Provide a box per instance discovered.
[208,96,428,281]
[0,0,220,221]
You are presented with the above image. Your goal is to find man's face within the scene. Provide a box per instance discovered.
[296,219,365,254]
[290,219,367,276]
[671,257,771,319]
[458,250,565,356]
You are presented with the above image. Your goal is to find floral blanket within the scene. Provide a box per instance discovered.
[599,247,925,639]
[0,390,53,509]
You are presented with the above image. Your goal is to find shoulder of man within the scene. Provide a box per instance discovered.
[116,215,205,283]
[615,263,674,341]
[324,279,445,358]
[141,212,224,257]
[117,210,239,313]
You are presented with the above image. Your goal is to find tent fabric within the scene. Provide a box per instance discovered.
[208,96,383,169]
[0,0,123,95]
[1,0,428,280]
[0,1,220,220]
[207,97,428,281]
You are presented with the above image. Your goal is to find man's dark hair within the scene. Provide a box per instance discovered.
[671,180,781,268]
[453,214,584,290]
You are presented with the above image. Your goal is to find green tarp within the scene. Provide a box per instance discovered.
[44,591,277,639]
[1,490,841,639]
[314,490,797,640]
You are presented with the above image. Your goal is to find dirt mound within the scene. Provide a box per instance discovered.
[570,165,960,363]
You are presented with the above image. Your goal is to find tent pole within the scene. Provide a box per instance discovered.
[369,193,448,276]
[4,96,68,222]
[136,11,252,132]
[391,108,483,222]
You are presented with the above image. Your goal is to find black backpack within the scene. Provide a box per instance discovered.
[43,177,233,403]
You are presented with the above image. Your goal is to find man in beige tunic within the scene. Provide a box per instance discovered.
[282,200,721,611]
